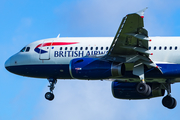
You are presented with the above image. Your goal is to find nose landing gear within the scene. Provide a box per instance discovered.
[45,92,54,101]
[45,78,57,101]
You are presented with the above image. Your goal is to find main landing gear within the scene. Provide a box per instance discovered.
[133,63,151,96]
[136,82,177,109]
[136,82,151,96]
[45,78,57,101]
[133,63,177,109]
[162,83,177,109]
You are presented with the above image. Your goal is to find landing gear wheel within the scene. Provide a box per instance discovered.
[168,98,177,109]
[45,92,54,101]
[136,83,151,96]
[146,85,151,96]
[45,78,57,101]
[162,95,177,109]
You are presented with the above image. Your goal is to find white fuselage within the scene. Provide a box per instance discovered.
[5,37,180,82]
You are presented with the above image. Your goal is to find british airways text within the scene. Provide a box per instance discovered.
[54,51,108,57]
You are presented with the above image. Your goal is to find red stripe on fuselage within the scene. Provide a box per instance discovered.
[35,42,79,48]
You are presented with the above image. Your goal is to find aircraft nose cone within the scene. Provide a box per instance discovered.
[5,57,11,69]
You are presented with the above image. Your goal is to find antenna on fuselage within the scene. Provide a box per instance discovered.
[57,34,60,38]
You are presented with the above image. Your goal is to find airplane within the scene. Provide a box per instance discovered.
[5,8,180,109]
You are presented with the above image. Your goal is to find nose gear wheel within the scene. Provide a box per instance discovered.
[45,78,57,101]
[45,92,54,101]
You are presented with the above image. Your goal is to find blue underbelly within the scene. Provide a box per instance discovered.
[6,64,72,79]
[5,63,180,79]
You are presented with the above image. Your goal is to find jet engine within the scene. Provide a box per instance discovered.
[69,58,125,79]
[112,81,165,99]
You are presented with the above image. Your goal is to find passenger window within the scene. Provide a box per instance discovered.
[154,47,156,50]
[70,47,73,50]
[96,47,98,50]
[175,46,178,50]
[80,47,83,50]
[170,46,172,50]
[60,47,62,50]
[75,47,78,50]
[101,47,103,50]
[164,47,167,50]
[106,47,109,50]
[20,47,26,52]
[65,47,67,50]
[91,47,93,50]
[159,47,161,50]
[149,47,151,50]
[26,47,30,52]
[85,47,88,50]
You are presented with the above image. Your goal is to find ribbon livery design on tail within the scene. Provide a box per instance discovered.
[5,8,180,109]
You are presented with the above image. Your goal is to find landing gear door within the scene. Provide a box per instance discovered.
[39,40,53,60]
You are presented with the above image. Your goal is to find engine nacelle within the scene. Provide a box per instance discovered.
[69,58,125,79]
[112,81,165,99]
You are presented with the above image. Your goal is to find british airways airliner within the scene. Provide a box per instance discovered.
[5,8,180,109]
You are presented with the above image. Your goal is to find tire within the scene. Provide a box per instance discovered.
[136,83,149,95]
[45,92,54,101]
[162,95,174,108]
[146,85,151,96]
[168,98,177,109]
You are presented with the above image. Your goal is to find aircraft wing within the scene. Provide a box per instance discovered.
[103,8,149,60]
[101,8,163,78]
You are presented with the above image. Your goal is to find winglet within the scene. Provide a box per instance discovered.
[136,7,148,18]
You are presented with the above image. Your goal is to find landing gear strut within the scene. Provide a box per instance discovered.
[45,78,57,101]
[133,63,151,96]
[162,83,177,109]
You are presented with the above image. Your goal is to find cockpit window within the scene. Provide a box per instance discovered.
[26,47,30,52]
[20,47,30,52]
[20,47,26,52]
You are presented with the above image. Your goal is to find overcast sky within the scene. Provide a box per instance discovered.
[1,0,180,120]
